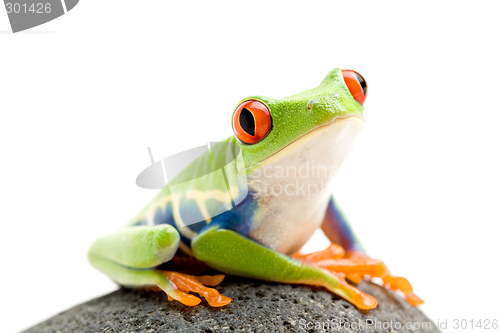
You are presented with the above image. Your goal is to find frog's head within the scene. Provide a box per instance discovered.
[231,67,367,177]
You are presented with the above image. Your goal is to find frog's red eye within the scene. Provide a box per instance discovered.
[232,100,272,144]
[341,69,368,105]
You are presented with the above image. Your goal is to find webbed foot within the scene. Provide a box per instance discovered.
[293,244,424,306]
[160,271,231,307]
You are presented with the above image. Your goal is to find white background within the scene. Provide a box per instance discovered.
[1,1,499,332]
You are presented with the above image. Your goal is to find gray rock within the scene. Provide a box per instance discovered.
[24,277,440,333]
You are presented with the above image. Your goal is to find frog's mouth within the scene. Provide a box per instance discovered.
[247,115,365,171]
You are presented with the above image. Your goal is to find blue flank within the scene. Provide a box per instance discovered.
[199,192,257,237]
[134,191,258,250]
[152,200,202,247]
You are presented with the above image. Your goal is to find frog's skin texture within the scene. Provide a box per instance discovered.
[88,68,423,309]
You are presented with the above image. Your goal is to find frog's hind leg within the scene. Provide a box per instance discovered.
[192,226,377,310]
[88,225,231,307]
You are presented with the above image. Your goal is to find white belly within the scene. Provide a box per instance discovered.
[246,116,365,254]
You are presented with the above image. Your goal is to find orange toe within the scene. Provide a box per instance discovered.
[346,273,363,284]
[335,277,378,310]
[192,274,225,287]
[353,291,378,310]
[406,293,424,306]
[382,275,423,306]
[175,292,202,306]
[162,271,231,307]
[293,244,345,261]
[313,258,387,277]
[384,276,413,293]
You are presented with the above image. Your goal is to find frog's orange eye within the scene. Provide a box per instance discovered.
[232,100,272,144]
[341,69,368,105]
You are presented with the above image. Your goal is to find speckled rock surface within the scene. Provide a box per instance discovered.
[24,276,439,333]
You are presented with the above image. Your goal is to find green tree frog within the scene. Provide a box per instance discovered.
[88,68,423,310]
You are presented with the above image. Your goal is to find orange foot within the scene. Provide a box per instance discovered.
[160,271,231,307]
[293,244,424,307]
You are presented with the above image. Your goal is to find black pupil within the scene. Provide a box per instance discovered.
[239,108,255,136]
[353,72,367,96]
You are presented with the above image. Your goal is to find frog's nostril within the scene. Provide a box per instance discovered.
[341,70,368,105]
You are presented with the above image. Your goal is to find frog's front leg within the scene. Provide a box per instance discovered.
[191,225,378,309]
[308,196,424,306]
[88,225,231,307]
